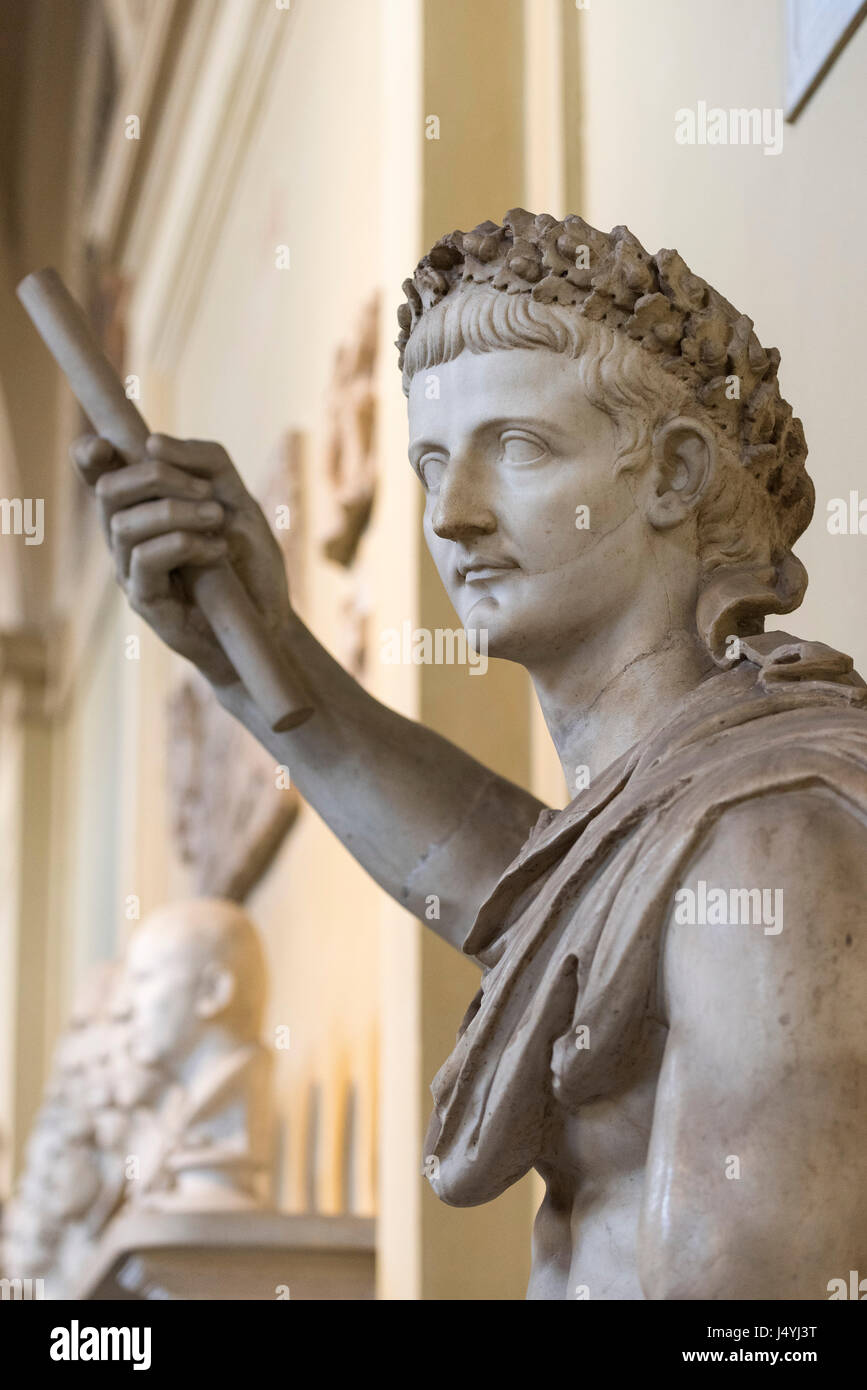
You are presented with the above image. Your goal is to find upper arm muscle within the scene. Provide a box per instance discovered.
[639,789,867,1299]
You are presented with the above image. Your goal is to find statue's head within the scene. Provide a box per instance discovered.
[398,210,813,665]
[125,899,267,1069]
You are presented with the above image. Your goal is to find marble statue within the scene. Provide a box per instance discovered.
[72,210,867,1300]
[122,899,272,1213]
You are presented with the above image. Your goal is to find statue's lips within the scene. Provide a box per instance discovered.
[461,562,519,583]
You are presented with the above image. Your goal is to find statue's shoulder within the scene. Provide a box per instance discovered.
[675,631,867,871]
[663,632,867,988]
[661,629,867,778]
[658,633,867,985]
[687,779,867,876]
[737,630,867,708]
[663,779,867,1045]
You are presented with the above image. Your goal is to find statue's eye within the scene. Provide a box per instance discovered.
[418,453,446,490]
[500,431,547,464]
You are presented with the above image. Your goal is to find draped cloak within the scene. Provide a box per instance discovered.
[423,633,867,1208]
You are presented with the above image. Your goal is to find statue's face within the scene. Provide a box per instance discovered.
[111,1020,164,1111]
[125,926,203,1067]
[408,347,651,665]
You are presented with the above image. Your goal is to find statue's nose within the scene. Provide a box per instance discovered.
[431,462,496,541]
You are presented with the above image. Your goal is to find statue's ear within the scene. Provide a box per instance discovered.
[195,962,235,1021]
[646,416,716,529]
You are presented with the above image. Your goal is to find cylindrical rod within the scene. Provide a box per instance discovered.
[17,267,313,733]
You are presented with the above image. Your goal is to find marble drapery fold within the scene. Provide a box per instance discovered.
[424,634,867,1207]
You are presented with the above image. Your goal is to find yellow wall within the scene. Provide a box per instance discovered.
[570,0,867,671]
[140,0,387,1217]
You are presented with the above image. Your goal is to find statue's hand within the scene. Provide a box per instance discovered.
[72,432,292,691]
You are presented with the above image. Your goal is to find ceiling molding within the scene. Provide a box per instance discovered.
[101,0,151,79]
[87,0,189,260]
[125,0,297,373]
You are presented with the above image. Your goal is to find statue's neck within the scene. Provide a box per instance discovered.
[170,1026,251,1092]
[530,615,717,797]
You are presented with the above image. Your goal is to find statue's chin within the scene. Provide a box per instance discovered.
[460,598,508,645]
[462,612,540,666]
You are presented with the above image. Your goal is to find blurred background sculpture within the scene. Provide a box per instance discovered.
[124,898,272,1213]
[2,965,115,1296]
[1,899,272,1295]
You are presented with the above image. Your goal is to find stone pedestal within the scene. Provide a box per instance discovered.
[73,1210,375,1301]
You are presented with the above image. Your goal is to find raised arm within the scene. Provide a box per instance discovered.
[640,789,867,1299]
[74,432,545,949]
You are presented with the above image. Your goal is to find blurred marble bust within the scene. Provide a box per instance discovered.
[123,898,273,1212]
[1,904,275,1294]
[1,964,112,1286]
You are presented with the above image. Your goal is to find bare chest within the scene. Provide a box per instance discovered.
[528,1019,667,1301]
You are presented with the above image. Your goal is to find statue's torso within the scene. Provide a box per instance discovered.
[529,1017,667,1301]
[425,642,867,1300]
